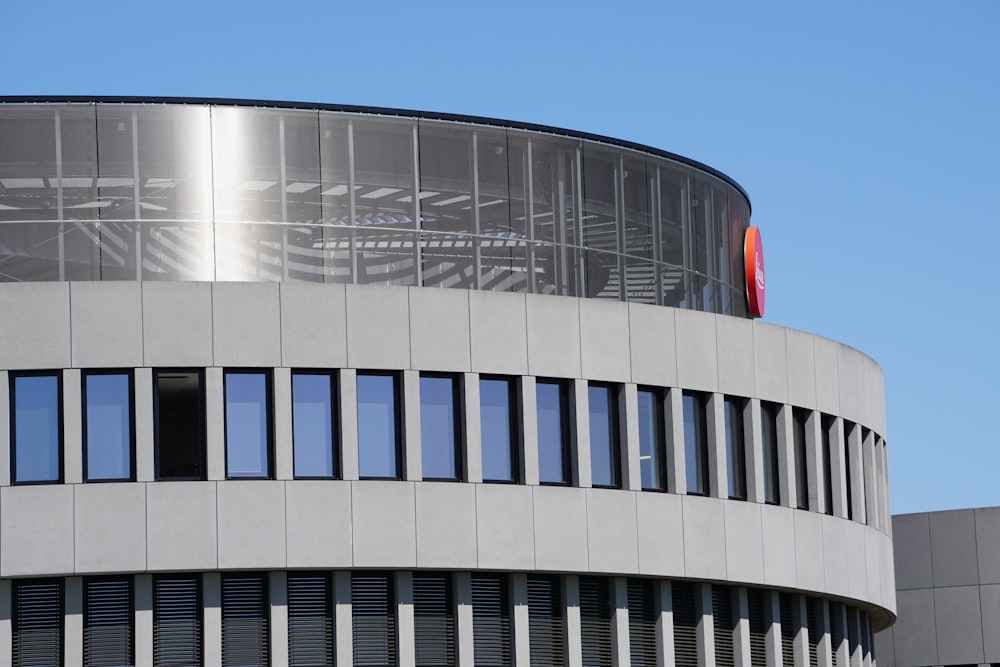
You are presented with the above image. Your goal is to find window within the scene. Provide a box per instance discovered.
[154,575,202,667]
[627,580,656,667]
[761,402,781,505]
[420,374,462,481]
[724,397,746,500]
[83,371,134,482]
[793,408,810,510]
[222,574,269,666]
[11,372,62,484]
[154,370,205,480]
[682,392,709,495]
[536,380,570,485]
[861,427,871,522]
[471,575,511,666]
[588,384,621,488]
[224,371,274,479]
[357,373,402,480]
[637,388,666,491]
[353,573,397,667]
[821,415,835,515]
[579,577,612,667]
[292,372,338,479]
[526,576,563,667]
[843,421,855,520]
[413,574,455,667]
[84,577,133,667]
[13,579,63,667]
[287,573,334,666]
[480,377,519,483]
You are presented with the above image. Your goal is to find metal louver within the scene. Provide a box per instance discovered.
[779,593,795,667]
[471,575,510,667]
[154,575,202,667]
[626,580,656,667]
[806,598,820,667]
[84,577,134,667]
[579,577,612,667]
[829,602,844,664]
[288,573,334,666]
[526,576,564,667]
[221,574,269,667]
[712,586,734,667]
[352,573,397,667]
[747,588,767,666]
[13,579,63,667]
[671,582,697,667]
[413,574,455,667]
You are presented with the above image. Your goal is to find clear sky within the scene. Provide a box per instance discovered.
[3,0,997,515]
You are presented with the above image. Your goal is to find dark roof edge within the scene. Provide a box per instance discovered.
[0,95,751,210]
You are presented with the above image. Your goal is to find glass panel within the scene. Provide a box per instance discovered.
[0,106,59,223]
[683,392,708,495]
[475,127,516,291]
[282,110,325,282]
[155,370,204,480]
[224,372,272,479]
[822,415,835,515]
[637,389,664,491]
[357,373,400,479]
[292,372,336,479]
[761,402,781,505]
[536,381,568,484]
[622,156,653,303]
[724,397,746,500]
[420,375,459,481]
[12,374,61,483]
[794,408,809,510]
[318,113,353,284]
[728,186,750,318]
[588,384,619,488]
[657,162,686,307]
[480,377,517,483]
[582,145,621,299]
[84,372,132,481]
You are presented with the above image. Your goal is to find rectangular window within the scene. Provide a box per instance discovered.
[683,392,709,495]
[224,371,274,479]
[153,575,202,667]
[526,576,563,667]
[637,388,666,491]
[588,384,621,488]
[292,372,338,479]
[793,408,810,510]
[287,573,334,667]
[861,427,871,522]
[83,371,134,482]
[579,577,612,667]
[154,370,205,481]
[420,375,462,481]
[222,573,269,666]
[480,377,519,483]
[821,415,835,515]
[13,579,64,667]
[357,373,402,480]
[536,380,570,485]
[627,580,656,667]
[724,397,746,500]
[84,577,133,667]
[413,574,455,667]
[844,421,855,520]
[11,372,63,484]
[761,401,781,505]
[353,573,397,667]
[471,575,511,666]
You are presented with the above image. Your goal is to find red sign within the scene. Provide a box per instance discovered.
[744,226,765,318]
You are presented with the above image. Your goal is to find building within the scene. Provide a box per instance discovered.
[0,97,894,666]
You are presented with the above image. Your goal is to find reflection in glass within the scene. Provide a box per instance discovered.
[420,374,460,481]
[637,388,665,491]
[224,371,272,479]
[12,373,61,483]
[683,392,708,495]
[292,372,337,478]
[761,402,781,505]
[724,397,746,500]
[536,381,569,485]
[84,372,133,481]
[480,377,518,483]
[793,408,810,510]
[155,370,205,480]
[357,373,401,479]
[588,384,620,488]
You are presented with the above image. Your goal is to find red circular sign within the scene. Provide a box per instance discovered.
[744,226,765,318]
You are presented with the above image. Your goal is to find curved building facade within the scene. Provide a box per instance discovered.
[0,98,893,666]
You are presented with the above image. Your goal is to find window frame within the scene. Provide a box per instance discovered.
[724,396,747,501]
[291,369,340,480]
[419,372,464,483]
[10,370,64,485]
[636,386,667,492]
[223,369,275,481]
[682,390,710,496]
[357,370,404,481]
[761,400,782,506]
[82,369,136,483]
[793,407,810,510]
[587,382,622,489]
[479,375,521,485]
[535,378,572,486]
[153,368,207,482]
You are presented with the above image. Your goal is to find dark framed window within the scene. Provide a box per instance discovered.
[480,376,519,483]
[526,576,563,667]
[588,384,621,488]
[793,408,810,510]
[861,427,871,522]
[222,573,269,666]
[13,578,64,667]
[637,388,666,491]
[353,573,397,667]
[821,415,835,515]
[154,369,206,481]
[536,380,570,485]
[84,576,134,667]
[724,397,746,500]
[292,371,339,479]
[420,374,462,482]
[682,391,709,495]
[83,371,135,482]
[357,372,403,480]
[843,420,855,520]
[10,371,63,484]
[413,573,455,667]
[153,575,202,667]
[224,370,274,480]
[471,574,511,666]
[761,401,781,505]
[287,573,334,666]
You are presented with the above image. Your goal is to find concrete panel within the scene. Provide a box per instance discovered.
[579,299,631,383]
[586,488,639,573]
[0,485,74,576]
[812,336,840,416]
[626,303,676,388]
[63,368,83,485]
[146,481,218,571]
[761,504,796,588]
[525,293,581,379]
[673,309,718,393]
[682,494,726,580]
[864,528,882,609]
[74,483,146,573]
[821,515,850,599]
[351,481,417,567]
[715,314,755,398]
[793,509,826,592]
[836,346,861,426]
[978,506,1000,585]
[784,328,817,410]
[415,482,478,569]
[345,285,411,370]
[476,484,535,571]
[279,282,348,368]
[930,509,980,587]
[70,282,143,367]
[892,588,938,667]
[873,627,894,667]
[0,283,71,369]
[635,492,685,577]
[284,481,353,568]
[723,500,764,584]
[468,291,528,376]
[981,584,1000,661]
[934,585,985,665]
[844,520,869,601]
[217,481,286,569]
[532,486,588,572]
[141,282,214,366]
[409,288,471,372]
[752,322,788,404]
[892,513,933,590]
[212,282,281,366]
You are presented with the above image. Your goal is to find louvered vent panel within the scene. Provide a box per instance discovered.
[829,602,844,664]
[846,606,860,658]
[353,574,397,667]
[712,586,735,667]
[865,612,876,662]
[13,579,63,667]
[671,582,698,667]
[288,573,334,667]
[579,578,612,667]
[806,598,820,667]
[222,574,269,667]
[527,576,564,667]
[414,574,455,667]
[471,575,510,667]
[779,593,795,667]
[84,578,133,667]
[627,580,656,667]
[747,588,767,666]
[154,576,201,667]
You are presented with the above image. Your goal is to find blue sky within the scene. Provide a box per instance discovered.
[3,0,997,514]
